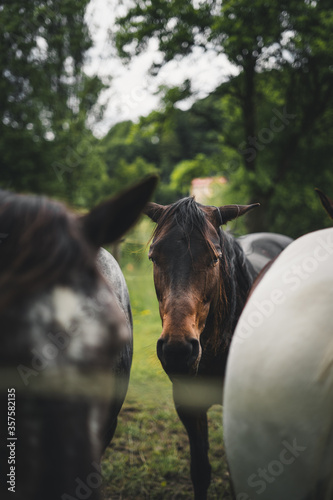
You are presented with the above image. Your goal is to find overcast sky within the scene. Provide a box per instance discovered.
[85,0,237,137]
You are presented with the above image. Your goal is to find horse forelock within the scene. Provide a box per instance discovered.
[0,190,97,312]
[151,197,220,258]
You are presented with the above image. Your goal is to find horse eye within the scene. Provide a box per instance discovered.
[210,256,220,267]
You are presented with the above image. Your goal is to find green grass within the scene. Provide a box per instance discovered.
[101,223,232,499]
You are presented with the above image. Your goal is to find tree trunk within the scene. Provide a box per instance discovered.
[241,56,257,173]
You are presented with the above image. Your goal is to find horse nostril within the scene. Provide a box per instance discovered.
[156,337,201,375]
[190,338,200,357]
[187,338,200,367]
[156,338,165,362]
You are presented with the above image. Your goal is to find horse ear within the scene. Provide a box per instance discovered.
[81,175,158,248]
[315,188,333,219]
[217,203,260,225]
[143,202,167,223]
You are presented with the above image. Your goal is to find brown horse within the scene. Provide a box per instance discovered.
[145,197,292,500]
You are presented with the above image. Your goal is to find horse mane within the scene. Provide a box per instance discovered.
[150,197,254,351]
[0,189,96,312]
[217,230,254,350]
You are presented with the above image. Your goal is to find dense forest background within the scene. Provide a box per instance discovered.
[1,0,333,237]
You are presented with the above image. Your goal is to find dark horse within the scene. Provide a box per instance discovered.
[0,176,157,500]
[145,197,292,500]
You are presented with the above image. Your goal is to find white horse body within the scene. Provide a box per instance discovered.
[223,227,333,500]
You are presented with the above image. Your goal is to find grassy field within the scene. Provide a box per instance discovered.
[101,222,232,499]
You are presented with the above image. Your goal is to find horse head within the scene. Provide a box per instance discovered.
[145,198,259,379]
[0,175,157,500]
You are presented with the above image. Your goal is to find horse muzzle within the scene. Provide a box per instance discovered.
[156,336,202,377]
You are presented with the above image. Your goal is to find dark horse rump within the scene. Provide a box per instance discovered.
[237,232,293,278]
[144,197,292,500]
[0,176,157,500]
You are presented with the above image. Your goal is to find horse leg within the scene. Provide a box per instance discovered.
[174,386,211,500]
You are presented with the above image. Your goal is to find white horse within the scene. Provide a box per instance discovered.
[223,224,333,500]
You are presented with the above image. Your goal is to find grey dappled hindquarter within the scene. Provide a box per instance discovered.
[96,248,133,449]
[97,247,133,331]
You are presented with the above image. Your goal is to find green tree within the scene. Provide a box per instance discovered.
[0,0,106,204]
[51,117,111,208]
[115,0,333,235]
[171,154,223,196]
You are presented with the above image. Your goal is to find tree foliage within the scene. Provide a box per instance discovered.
[114,0,333,236]
[0,0,107,206]
[2,1,332,238]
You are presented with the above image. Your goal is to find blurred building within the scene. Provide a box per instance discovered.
[190,177,227,204]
